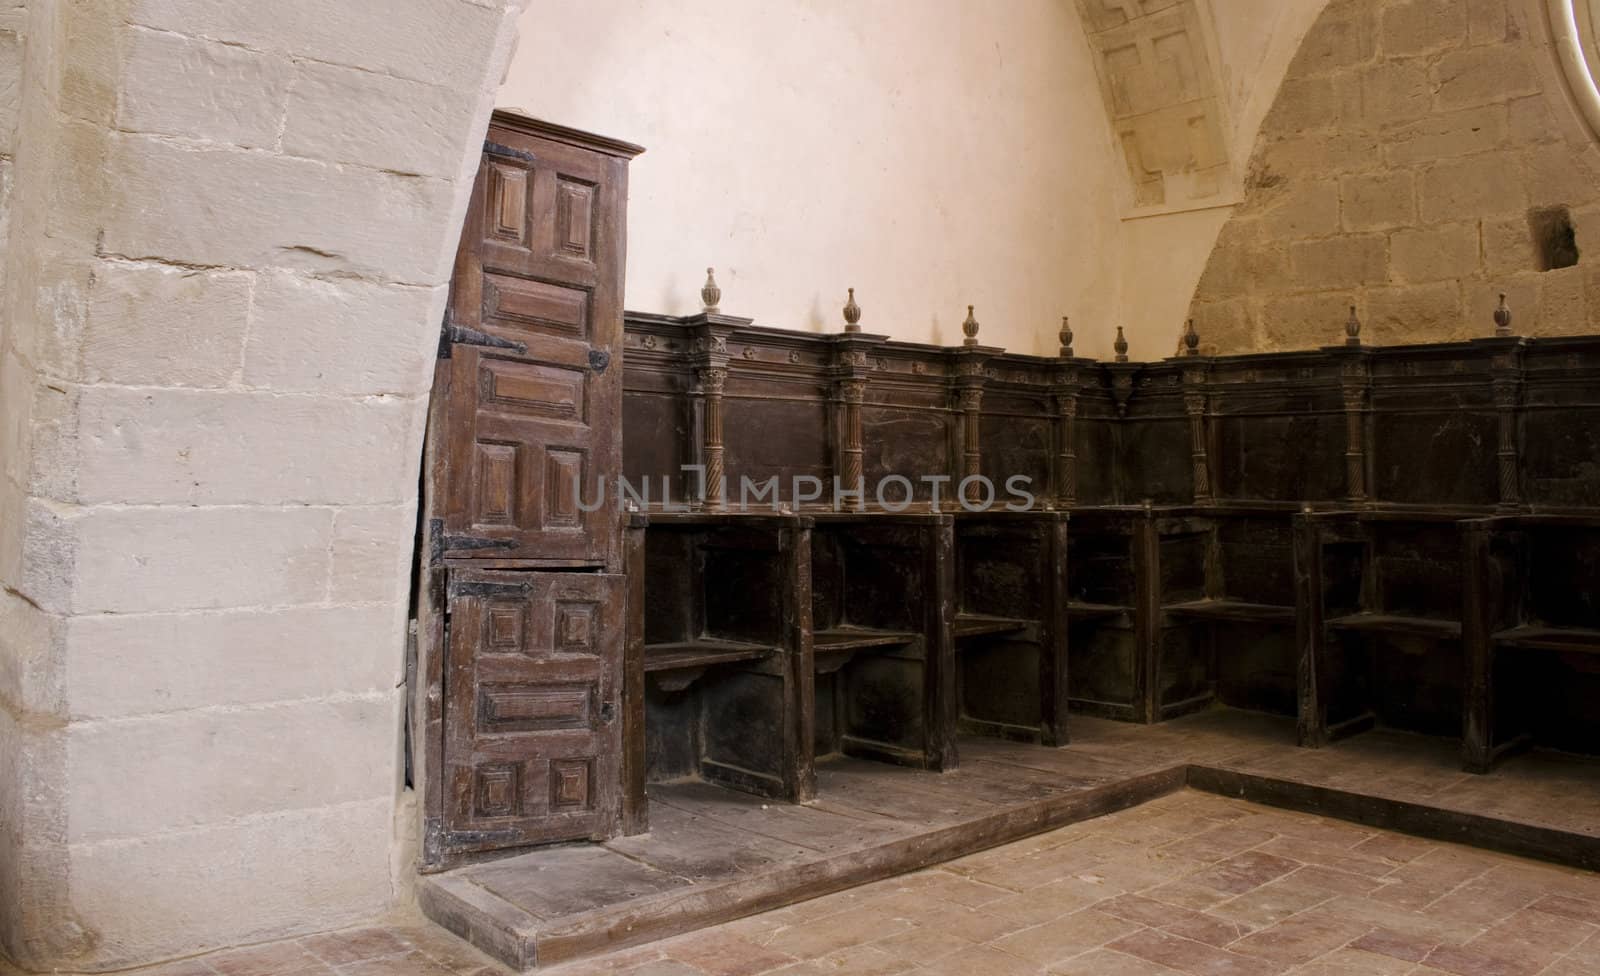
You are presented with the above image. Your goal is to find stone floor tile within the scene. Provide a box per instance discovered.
[1418,943,1545,976]
[1205,874,1338,929]
[1091,894,1248,948]
[1315,895,1483,946]
[1350,833,1436,865]
[905,902,1028,944]
[1107,928,1287,976]
[919,872,1017,907]
[1281,947,1415,975]
[747,965,825,976]
[1191,851,1304,896]
[1349,926,1440,963]
[1286,865,1388,897]
[1530,893,1600,925]
[917,944,1039,976]
[301,927,415,966]
[207,942,336,976]
[988,907,1143,966]
[981,880,1105,926]
[761,909,913,960]
[1146,878,1238,912]
[1162,824,1279,862]
[1461,906,1594,972]
[122,961,221,976]
[610,962,708,976]
[1049,947,1188,976]
[957,845,1108,893]
[807,944,915,975]
[1227,911,1368,966]
[869,926,976,965]
[338,952,460,976]
[1253,836,1398,880]
[661,930,797,976]
[393,926,515,973]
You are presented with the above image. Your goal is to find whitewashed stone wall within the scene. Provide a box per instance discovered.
[0,1,527,970]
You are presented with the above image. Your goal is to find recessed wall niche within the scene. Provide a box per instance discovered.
[1529,205,1581,272]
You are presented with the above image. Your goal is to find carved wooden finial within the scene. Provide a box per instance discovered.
[1114,326,1129,363]
[1345,305,1362,346]
[1059,316,1074,358]
[1494,293,1513,337]
[1183,318,1200,356]
[701,267,721,313]
[962,305,980,346]
[843,287,862,332]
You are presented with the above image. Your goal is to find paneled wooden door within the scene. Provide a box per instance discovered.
[433,568,625,859]
[433,116,639,569]
[420,115,642,868]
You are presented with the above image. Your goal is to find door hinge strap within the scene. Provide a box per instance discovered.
[483,140,537,164]
[430,518,518,563]
[449,579,534,600]
[438,311,528,359]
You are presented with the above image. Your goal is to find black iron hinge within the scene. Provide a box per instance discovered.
[429,518,518,564]
[449,577,536,600]
[438,309,527,359]
[483,140,536,164]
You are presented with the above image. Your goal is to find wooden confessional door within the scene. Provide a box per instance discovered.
[435,118,632,567]
[437,569,625,856]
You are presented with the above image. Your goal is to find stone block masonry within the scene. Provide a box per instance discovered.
[1189,0,1600,353]
[0,0,530,970]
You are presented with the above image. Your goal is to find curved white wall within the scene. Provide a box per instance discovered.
[500,0,1125,356]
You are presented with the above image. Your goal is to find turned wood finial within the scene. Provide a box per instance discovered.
[1345,305,1362,346]
[1059,316,1074,358]
[1494,293,1513,337]
[1114,326,1129,362]
[1183,318,1200,356]
[701,267,721,313]
[963,305,980,346]
[843,287,861,332]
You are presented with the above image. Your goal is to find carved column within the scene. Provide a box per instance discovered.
[1054,383,1078,509]
[1053,320,1079,509]
[839,376,867,512]
[1339,356,1371,505]
[698,364,728,511]
[951,306,992,508]
[959,382,984,504]
[690,317,736,511]
[1183,366,1213,504]
[832,320,882,512]
[1489,344,1526,512]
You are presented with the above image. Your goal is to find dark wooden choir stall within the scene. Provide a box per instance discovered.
[412,125,1600,970]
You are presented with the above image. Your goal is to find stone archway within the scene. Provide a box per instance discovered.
[1552,0,1600,139]
[0,1,528,970]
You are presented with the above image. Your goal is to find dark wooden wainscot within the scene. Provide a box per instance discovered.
[615,306,1600,830]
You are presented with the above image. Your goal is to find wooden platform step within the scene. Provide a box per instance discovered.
[419,758,1182,970]
[418,711,1600,971]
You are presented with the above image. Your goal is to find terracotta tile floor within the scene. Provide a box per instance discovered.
[70,788,1600,976]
